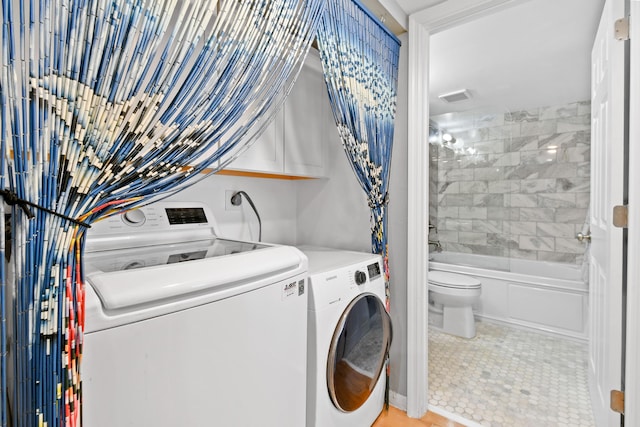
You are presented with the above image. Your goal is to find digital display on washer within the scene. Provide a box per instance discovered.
[165,207,208,225]
[367,262,381,280]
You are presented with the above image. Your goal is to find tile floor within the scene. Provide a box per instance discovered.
[428,322,595,427]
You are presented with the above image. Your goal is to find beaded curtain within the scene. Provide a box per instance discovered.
[316,0,400,310]
[0,0,324,425]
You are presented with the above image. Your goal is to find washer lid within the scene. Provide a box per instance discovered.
[429,271,481,289]
[85,243,306,312]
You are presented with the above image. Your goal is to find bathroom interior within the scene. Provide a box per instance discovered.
[423,0,601,425]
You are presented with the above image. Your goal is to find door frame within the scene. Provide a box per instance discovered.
[406,0,530,417]
[625,0,640,423]
[407,0,640,421]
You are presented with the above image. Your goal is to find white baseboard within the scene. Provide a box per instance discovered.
[389,391,407,411]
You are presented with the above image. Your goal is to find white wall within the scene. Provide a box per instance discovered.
[166,174,299,245]
[295,127,371,251]
[388,32,409,398]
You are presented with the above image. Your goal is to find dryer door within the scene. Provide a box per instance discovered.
[327,293,392,412]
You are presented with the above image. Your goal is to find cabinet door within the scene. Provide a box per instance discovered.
[283,50,328,177]
[226,112,284,174]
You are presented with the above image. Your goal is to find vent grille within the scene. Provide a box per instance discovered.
[439,89,471,103]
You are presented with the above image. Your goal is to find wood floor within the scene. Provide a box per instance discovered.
[372,406,465,427]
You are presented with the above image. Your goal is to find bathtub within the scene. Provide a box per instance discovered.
[429,252,588,340]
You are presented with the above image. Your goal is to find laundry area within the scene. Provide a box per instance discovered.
[0,0,408,426]
[5,0,635,426]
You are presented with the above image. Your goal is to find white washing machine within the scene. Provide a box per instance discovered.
[81,201,308,427]
[300,246,392,427]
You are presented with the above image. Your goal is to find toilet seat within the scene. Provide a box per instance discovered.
[429,271,481,289]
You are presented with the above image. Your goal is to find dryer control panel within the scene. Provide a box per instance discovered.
[367,261,381,280]
[354,262,381,286]
[354,270,367,285]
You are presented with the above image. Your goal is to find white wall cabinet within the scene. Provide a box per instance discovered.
[225,49,330,178]
[227,114,284,174]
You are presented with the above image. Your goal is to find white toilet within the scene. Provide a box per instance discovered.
[428,271,481,339]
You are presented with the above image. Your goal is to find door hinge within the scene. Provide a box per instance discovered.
[611,389,625,414]
[613,205,628,228]
[615,17,630,41]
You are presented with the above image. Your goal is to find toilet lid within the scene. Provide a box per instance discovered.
[429,271,481,289]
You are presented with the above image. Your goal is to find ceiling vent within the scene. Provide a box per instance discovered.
[439,89,472,103]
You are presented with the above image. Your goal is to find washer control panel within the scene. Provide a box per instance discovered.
[85,201,219,252]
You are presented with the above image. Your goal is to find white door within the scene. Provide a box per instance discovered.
[589,0,626,425]
[625,1,640,424]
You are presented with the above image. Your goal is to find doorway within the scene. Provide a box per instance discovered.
[425,1,599,424]
[404,0,637,423]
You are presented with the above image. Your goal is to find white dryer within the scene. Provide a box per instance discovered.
[300,246,392,427]
[81,201,308,427]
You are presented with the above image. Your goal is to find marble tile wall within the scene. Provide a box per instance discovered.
[430,101,590,264]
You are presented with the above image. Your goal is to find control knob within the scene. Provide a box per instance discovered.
[122,209,146,226]
[354,270,367,285]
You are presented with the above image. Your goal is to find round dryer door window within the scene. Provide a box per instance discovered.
[327,293,392,412]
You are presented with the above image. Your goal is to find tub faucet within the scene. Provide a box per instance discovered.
[429,223,437,234]
[429,240,442,252]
